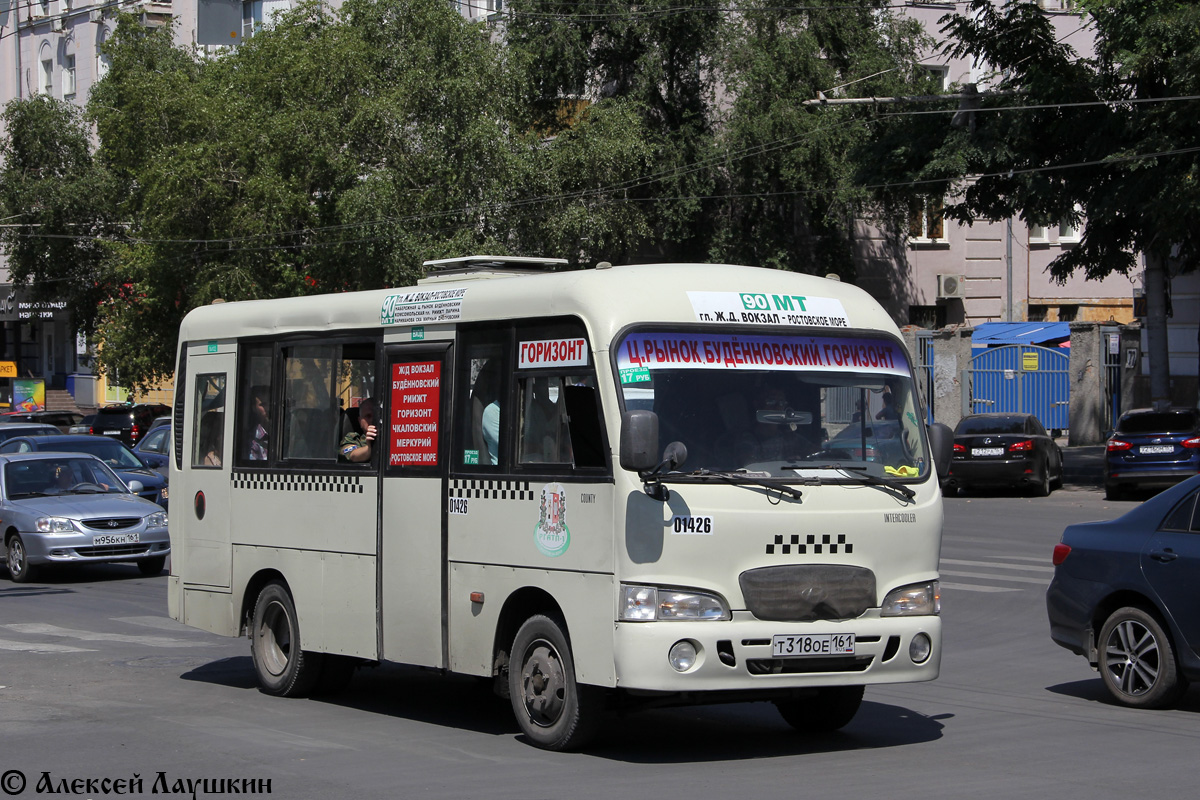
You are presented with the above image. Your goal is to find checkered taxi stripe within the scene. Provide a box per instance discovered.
[766,533,852,556]
[450,479,532,501]
[232,472,365,493]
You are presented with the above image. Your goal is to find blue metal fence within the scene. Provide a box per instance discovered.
[962,344,1070,430]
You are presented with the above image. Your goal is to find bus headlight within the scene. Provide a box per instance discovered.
[881,581,940,616]
[36,517,75,533]
[620,585,730,621]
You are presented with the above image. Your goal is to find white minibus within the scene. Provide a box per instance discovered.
[167,257,952,750]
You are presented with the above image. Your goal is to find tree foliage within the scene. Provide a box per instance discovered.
[0,0,934,389]
[859,0,1200,283]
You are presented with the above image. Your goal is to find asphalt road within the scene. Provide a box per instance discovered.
[1,487,1196,800]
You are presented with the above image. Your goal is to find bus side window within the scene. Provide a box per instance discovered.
[456,327,510,470]
[517,375,606,469]
[191,373,226,469]
[236,344,274,465]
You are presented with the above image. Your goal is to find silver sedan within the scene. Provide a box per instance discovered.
[0,453,170,582]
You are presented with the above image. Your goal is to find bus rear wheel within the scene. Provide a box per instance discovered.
[775,685,864,733]
[508,614,602,751]
[251,582,322,697]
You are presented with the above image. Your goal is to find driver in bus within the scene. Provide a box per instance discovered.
[339,397,378,463]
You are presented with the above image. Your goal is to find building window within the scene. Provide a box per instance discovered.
[40,59,53,95]
[62,54,75,99]
[1028,304,1048,322]
[909,196,946,243]
[1029,221,1048,243]
[1058,205,1082,243]
[922,65,948,92]
[242,0,263,39]
[37,0,49,16]
[1058,304,1079,322]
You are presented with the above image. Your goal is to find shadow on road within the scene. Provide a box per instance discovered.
[1046,679,1200,712]
[180,657,944,759]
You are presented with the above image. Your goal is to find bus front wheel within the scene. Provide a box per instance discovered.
[508,614,602,751]
[250,582,322,697]
[775,685,864,733]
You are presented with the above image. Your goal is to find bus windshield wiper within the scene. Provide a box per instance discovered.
[672,469,804,501]
[786,464,915,501]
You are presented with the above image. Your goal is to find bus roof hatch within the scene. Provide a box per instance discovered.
[420,255,569,282]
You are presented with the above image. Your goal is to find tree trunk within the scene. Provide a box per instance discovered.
[1144,251,1171,410]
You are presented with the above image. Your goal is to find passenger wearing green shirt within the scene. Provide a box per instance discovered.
[339,398,377,463]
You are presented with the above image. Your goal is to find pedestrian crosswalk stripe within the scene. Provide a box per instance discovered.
[1,623,209,648]
[0,637,94,653]
[941,558,1055,573]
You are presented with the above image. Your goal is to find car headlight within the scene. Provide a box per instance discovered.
[36,517,75,533]
[620,584,730,621]
[881,581,940,616]
[145,512,168,529]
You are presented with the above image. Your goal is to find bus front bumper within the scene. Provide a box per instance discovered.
[612,612,941,693]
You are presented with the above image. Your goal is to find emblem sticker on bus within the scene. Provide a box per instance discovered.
[534,483,570,557]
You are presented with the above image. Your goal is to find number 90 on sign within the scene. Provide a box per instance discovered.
[772,633,855,658]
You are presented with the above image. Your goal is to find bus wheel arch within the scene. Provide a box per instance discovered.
[248,577,323,697]
[508,613,603,751]
[491,587,565,697]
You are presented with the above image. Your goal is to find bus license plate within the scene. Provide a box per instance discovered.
[93,532,140,546]
[1140,445,1173,454]
[972,447,1004,457]
[772,633,855,658]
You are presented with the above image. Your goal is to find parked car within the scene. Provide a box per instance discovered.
[0,452,170,582]
[91,403,171,447]
[68,414,96,435]
[0,410,84,433]
[0,423,62,443]
[944,413,1063,496]
[0,435,168,510]
[1047,473,1200,708]
[1105,407,1200,500]
[132,422,171,477]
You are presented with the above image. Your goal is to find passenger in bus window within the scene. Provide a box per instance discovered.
[471,361,501,465]
[200,411,224,467]
[339,397,377,463]
[875,386,900,421]
[247,386,270,460]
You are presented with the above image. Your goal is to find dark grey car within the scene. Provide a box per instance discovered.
[0,453,170,582]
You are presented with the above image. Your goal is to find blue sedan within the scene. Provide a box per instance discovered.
[1105,407,1200,500]
[0,435,168,510]
[1047,473,1200,708]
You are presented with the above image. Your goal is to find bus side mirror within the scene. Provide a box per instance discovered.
[620,410,659,472]
[927,422,953,479]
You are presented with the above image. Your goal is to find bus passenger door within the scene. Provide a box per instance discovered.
[179,346,235,590]
[380,344,451,668]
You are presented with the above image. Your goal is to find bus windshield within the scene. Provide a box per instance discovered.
[616,330,929,480]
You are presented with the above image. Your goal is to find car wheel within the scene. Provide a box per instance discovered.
[250,582,323,697]
[5,534,36,583]
[775,685,865,733]
[137,556,166,576]
[1031,461,1051,497]
[508,614,602,751]
[1098,607,1187,709]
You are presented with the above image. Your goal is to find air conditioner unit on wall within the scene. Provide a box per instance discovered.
[937,273,967,300]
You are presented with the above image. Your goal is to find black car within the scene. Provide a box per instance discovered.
[92,403,171,447]
[0,423,63,443]
[1047,473,1200,708]
[1105,407,1200,500]
[0,434,168,510]
[944,412,1063,496]
[1,410,84,433]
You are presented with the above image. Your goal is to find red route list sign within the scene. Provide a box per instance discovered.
[389,361,440,466]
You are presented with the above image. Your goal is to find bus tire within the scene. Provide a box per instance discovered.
[250,582,322,697]
[508,614,602,751]
[775,685,864,733]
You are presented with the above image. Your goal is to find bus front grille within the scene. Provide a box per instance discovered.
[739,565,876,622]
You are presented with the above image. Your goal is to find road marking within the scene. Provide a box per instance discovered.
[939,569,1048,585]
[0,637,95,653]
[941,558,1055,573]
[112,615,205,633]
[938,582,1020,593]
[1,623,210,648]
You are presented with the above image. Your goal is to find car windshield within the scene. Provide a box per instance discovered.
[60,440,146,470]
[1117,411,1199,435]
[956,416,1025,435]
[4,458,127,498]
[616,330,929,479]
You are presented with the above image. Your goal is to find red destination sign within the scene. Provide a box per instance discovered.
[389,361,440,466]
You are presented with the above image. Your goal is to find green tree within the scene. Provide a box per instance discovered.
[860,0,1200,406]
